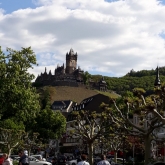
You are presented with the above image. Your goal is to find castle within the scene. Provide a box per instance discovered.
[35,48,84,87]
[35,48,107,91]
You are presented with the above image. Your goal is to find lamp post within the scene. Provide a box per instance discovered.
[164,142,165,163]
[132,135,135,165]
[133,143,135,165]
[100,141,103,154]
[122,136,125,165]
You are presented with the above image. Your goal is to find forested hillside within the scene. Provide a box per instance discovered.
[125,66,165,77]
[91,66,165,95]
[35,67,165,98]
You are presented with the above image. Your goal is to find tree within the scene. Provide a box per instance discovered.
[0,119,25,155]
[148,86,165,123]
[102,134,123,163]
[23,132,39,156]
[70,110,113,165]
[33,109,66,142]
[106,88,164,165]
[83,71,91,85]
[0,47,40,124]
[40,86,56,109]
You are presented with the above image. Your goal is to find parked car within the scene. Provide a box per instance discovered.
[28,156,51,165]
[93,158,101,165]
[46,157,55,163]
[57,155,67,165]
[66,155,77,165]
[151,162,165,165]
[106,155,114,159]
[31,155,46,161]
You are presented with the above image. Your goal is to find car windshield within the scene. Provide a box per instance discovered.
[29,156,39,161]
[67,156,74,161]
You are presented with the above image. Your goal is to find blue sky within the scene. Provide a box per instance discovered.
[1,0,165,14]
[0,0,36,13]
[0,0,165,78]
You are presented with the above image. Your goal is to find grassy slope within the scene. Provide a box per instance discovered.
[50,86,119,104]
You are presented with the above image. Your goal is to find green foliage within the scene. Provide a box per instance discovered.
[133,88,146,97]
[13,161,18,165]
[0,118,25,130]
[125,66,165,77]
[101,75,165,95]
[40,86,56,109]
[95,90,119,98]
[33,109,66,141]
[107,86,165,165]
[83,71,91,85]
[0,47,40,124]
[0,128,25,155]
[71,109,114,165]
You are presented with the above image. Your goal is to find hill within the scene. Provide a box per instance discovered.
[41,86,119,104]
[37,67,165,101]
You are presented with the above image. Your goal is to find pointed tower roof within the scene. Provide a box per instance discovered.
[154,66,161,87]
[100,76,106,84]
[69,48,74,56]
[45,67,47,73]
[49,70,52,75]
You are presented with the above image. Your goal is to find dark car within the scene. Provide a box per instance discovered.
[47,157,55,163]
[58,155,67,165]
[152,163,165,165]
[93,158,101,165]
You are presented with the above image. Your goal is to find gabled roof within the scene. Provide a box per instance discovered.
[51,100,72,110]
[67,94,111,122]
[72,93,110,113]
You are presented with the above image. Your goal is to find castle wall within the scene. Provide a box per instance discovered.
[52,81,79,87]
[35,49,85,88]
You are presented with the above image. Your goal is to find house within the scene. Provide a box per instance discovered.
[71,93,110,113]
[59,93,111,154]
[51,100,76,112]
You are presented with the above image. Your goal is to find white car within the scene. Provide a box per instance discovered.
[29,156,52,165]
[67,159,77,165]
[66,156,77,165]
[31,155,45,161]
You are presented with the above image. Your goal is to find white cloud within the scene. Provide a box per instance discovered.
[1,0,165,79]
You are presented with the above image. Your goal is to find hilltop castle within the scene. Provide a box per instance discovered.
[35,48,84,87]
[35,48,107,91]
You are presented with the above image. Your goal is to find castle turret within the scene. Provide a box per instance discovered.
[154,66,161,87]
[49,70,52,75]
[66,48,77,74]
[44,67,47,74]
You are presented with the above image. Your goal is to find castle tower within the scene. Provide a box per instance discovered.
[65,48,77,74]
[154,66,161,87]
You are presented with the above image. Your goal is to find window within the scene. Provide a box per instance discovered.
[134,116,137,125]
